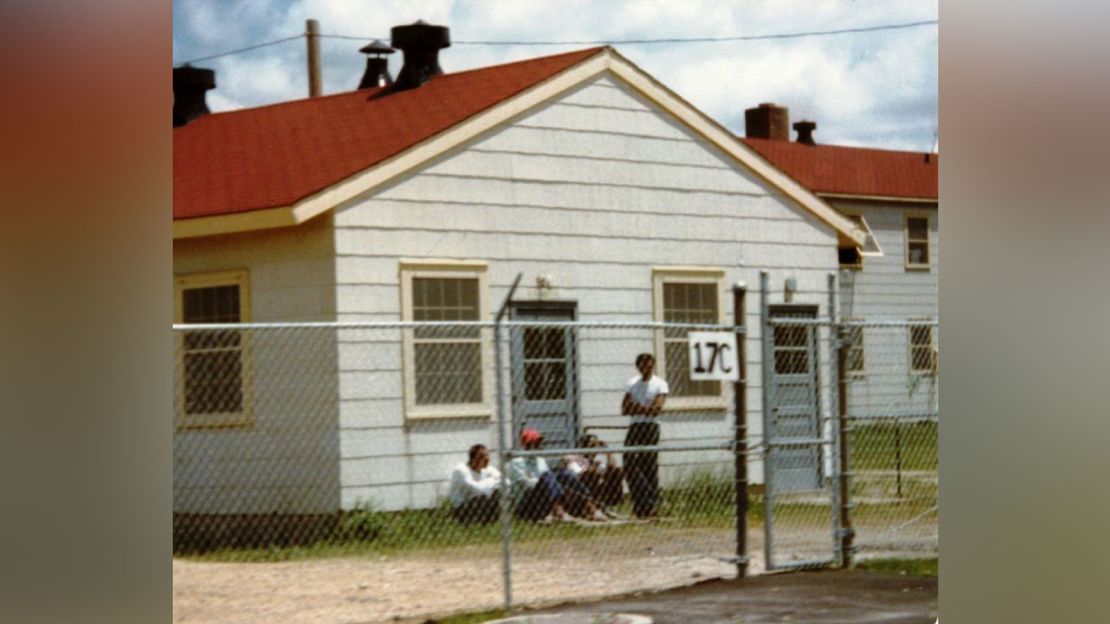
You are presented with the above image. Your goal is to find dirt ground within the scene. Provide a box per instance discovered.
[511,570,937,624]
[174,524,935,624]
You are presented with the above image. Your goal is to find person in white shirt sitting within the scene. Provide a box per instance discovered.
[447,444,501,524]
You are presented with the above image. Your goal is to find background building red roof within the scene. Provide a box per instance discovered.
[173,47,604,220]
[741,138,938,200]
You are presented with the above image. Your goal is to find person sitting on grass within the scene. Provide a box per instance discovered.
[447,444,501,524]
[508,428,607,523]
[574,434,625,511]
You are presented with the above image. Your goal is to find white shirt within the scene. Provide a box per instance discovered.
[626,375,669,422]
[447,462,501,507]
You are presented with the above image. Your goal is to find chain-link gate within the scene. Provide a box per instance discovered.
[758,273,842,572]
[756,272,938,573]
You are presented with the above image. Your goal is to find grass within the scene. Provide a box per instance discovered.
[855,557,938,577]
[849,421,938,472]
[429,608,510,624]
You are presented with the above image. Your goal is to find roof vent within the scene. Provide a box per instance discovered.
[358,40,395,89]
[390,20,450,93]
[793,120,817,145]
[744,103,789,141]
[173,65,215,127]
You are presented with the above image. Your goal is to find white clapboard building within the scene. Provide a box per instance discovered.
[173,27,876,515]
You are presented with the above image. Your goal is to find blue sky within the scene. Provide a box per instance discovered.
[172,0,937,151]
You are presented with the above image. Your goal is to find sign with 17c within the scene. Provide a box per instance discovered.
[687,331,740,381]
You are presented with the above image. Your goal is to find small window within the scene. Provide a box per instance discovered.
[909,322,937,375]
[839,247,862,270]
[844,320,865,377]
[905,216,930,269]
[653,268,727,409]
[174,270,251,428]
[401,261,490,419]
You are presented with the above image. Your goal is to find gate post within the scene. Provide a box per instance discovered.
[758,271,775,570]
[828,273,855,568]
[732,283,749,578]
[495,273,523,611]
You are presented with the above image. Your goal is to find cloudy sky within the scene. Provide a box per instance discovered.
[172,0,937,151]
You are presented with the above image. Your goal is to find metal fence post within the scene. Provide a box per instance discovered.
[758,270,774,571]
[732,283,749,578]
[495,274,523,612]
[828,273,854,568]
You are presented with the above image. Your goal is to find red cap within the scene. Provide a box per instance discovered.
[520,428,543,445]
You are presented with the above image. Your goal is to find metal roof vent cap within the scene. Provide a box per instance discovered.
[390,20,450,92]
[793,120,817,145]
[173,65,215,127]
[358,39,395,89]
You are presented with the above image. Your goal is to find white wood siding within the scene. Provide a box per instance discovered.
[333,75,841,510]
[834,199,939,420]
[173,216,342,514]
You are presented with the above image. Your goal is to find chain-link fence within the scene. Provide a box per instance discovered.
[174,318,750,616]
[172,291,936,619]
[841,320,939,560]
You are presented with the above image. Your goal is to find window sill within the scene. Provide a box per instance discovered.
[662,398,729,413]
[904,264,931,271]
[176,413,253,430]
[406,404,492,421]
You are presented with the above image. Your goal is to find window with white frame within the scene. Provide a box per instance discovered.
[174,270,251,428]
[909,321,938,375]
[653,268,726,407]
[400,261,490,419]
[844,319,865,377]
[905,215,930,269]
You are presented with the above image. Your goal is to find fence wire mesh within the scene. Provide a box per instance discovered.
[841,320,939,560]
[171,312,935,620]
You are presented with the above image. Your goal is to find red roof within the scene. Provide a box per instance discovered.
[741,138,938,200]
[173,47,604,220]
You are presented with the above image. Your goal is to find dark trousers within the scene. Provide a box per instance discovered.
[625,421,660,517]
[515,472,562,521]
[452,492,500,524]
[581,466,625,508]
[554,469,595,517]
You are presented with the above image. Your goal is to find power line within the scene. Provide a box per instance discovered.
[175,34,304,66]
[175,19,937,66]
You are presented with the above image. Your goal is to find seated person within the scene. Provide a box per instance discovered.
[447,444,501,524]
[576,434,625,509]
[510,428,608,522]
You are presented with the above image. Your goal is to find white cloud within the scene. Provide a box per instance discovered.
[173,0,936,149]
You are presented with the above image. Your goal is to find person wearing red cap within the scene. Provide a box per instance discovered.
[509,428,572,522]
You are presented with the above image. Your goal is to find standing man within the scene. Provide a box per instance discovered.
[447,444,501,524]
[622,353,668,518]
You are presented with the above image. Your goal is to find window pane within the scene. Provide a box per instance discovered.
[911,325,931,347]
[908,241,929,264]
[774,349,809,375]
[774,325,808,348]
[525,362,566,400]
[523,327,566,360]
[183,285,239,323]
[184,351,243,414]
[661,280,720,397]
[908,217,928,239]
[415,342,481,405]
[839,247,861,267]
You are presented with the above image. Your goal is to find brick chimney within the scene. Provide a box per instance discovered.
[793,120,817,145]
[744,103,789,141]
[389,20,450,93]
[173,65,215,127]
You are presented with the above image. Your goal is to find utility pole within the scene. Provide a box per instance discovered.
[306,19,322,97]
